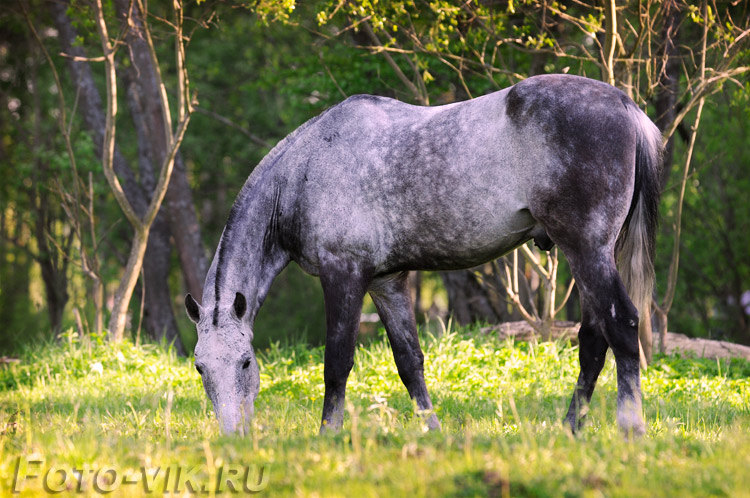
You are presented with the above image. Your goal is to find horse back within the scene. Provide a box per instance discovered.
[282,75,641,274]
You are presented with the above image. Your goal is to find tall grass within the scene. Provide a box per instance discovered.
[1,326,749,496]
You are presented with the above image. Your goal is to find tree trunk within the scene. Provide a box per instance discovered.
[28,51,69,335]
[602,0,618,86]
[650,0,682,355]
[654,305,669,354]
[440,270,505,325]
[565,278,579,323]
[654,0,682,189]
[168,155,209,301]
[640,307,653,364]
[124,73,183,350]
[108,228,149,341]
[113,0,208,302]
[36,239,68,335]
[141,218,185,354]
[48,0,147,214]
[407,271,423,321]
[50,0,184,351]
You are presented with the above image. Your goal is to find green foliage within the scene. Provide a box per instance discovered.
[655,92,750,342]
[1,0,749,357]
[1,328,749,495]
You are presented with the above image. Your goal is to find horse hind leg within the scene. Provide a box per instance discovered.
[564,249,646,437]
[565,306,609,432]
[369,273,441,431]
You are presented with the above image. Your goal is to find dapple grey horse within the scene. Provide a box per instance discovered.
[185,74,662,437]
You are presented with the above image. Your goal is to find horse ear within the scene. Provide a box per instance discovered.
[185,294,201,323]
[233,292,247,320]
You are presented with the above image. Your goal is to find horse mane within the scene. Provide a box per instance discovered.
[255,107,333,175]
[211,107,334,324]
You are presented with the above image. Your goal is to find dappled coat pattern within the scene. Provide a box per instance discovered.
[186,74,662,437]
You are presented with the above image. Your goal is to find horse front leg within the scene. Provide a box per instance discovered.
[369,273,441,431]
[319,257,370,434]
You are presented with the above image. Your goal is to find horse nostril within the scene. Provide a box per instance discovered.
[195,364,204,375]
[242,359,251,370]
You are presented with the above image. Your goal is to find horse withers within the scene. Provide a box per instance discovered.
[185,74,662,437]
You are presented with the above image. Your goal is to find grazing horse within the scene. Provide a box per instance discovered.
[185,74,662,437]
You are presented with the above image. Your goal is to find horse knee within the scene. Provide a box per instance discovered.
[583,281,639,358]
[603,308,640,358]
[402,344,424,368]
[324,355,354,390]
[393,347,424,382]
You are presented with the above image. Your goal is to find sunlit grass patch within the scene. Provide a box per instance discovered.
[1,327,749,496]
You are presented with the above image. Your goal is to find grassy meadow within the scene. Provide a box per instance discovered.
[1,324,749,496]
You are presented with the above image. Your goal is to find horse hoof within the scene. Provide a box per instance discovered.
[618,414,646,439]
[426,413,441,431]
[319,419,343,435]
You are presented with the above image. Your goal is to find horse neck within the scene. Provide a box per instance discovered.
[206,173,289,323]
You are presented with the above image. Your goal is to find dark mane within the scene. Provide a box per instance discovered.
[211,108,333,324]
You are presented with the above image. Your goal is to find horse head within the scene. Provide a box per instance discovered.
[185,292,259,435]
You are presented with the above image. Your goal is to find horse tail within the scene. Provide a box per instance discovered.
[616,105,663,334]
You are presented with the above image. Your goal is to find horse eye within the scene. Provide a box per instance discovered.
[195,364,204,375]
[242,359,251,370]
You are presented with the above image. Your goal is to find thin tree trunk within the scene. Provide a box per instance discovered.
[50,0,184,350]
[93,0,192,342]
[28,51,69,335]
[654,1,709,354]
[125,73,183,350]
[653,9,706,347]
[108,228,150,340]
[602,0,618,86]
[407,271,423,321]
[655,0,682,190]
[113,0,208,302]
[48,0,147,215]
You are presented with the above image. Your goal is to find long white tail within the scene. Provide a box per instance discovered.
[616,106,663,338]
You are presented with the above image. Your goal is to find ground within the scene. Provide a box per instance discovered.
[1,324,749,496]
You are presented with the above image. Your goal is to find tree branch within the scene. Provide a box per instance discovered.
[361,21,427,105]
[193,106,272,148]
[94,0,141,229]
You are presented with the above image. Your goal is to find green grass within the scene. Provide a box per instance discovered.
[1,325,749,496]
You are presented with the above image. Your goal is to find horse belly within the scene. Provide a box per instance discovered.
[379,199,537,272]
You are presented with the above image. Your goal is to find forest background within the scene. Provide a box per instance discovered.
[1,0,748,359]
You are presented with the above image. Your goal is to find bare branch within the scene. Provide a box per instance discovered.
[193,106,272,148]
[554,278,577,317]
[94,0,141,229]
[318,52,348,99]
[603,0,618,85]
[59,52,107,62]
[142,110,192,228]
[361,21,427,105]
[520,243,550,279]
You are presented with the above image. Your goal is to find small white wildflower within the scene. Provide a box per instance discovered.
[90,362,103,375]
[116,351,126,363]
